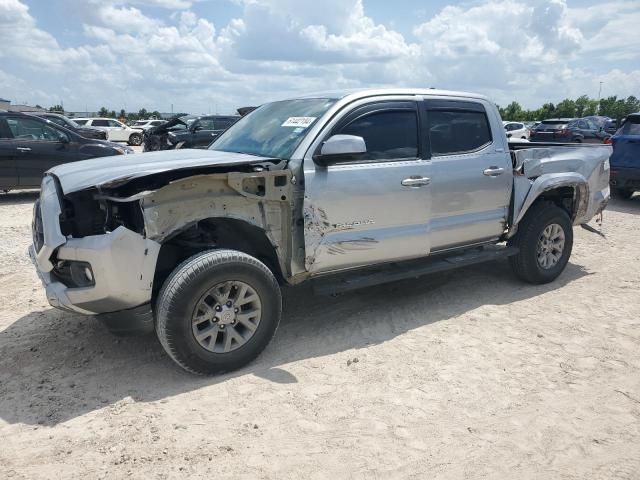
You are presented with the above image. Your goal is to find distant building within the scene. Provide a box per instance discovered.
[0,98,10,110]
[6,100,47,112]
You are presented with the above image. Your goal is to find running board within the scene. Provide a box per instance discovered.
[312,245,519,296]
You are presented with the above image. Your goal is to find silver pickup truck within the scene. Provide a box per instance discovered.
[29,88,610,374]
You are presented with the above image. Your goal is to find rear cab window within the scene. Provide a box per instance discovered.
[426,102,492,156]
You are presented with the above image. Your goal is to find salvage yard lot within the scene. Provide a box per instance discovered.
[1,191,639,479]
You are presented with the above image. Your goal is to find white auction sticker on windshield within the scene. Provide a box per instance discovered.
[281,117,316,128]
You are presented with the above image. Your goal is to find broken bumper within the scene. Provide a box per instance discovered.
[30,177,161,316]
[29,228,160,315]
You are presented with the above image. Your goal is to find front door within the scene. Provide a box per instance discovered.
[303,101,432,274]
[0,118,18,188]
[6,116,75,187]
[192,118,218,148]
[424,99,512,251]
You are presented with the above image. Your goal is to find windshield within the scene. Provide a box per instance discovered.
[133,121,147,126]
[210,98,336,159]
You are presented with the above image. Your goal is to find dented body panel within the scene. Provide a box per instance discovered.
[29,88,611,319]
[510,145,610,233]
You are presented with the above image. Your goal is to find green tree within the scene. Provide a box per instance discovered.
[138,108,148,119]
[98,107,109,117]
[49,104,64,113]
[109,110,116,118]
[503,101,524,120]
[151,110,161,119]
[555,99,576,118]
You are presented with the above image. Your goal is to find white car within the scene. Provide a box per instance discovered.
[74,118,144,145]
[131,119,167,131]
[503,121,529,140]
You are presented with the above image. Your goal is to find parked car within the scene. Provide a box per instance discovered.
[0,111,133,191]
[73,117,144,146]
[29,88,610,374]
[530,117,608,143]
[503,121,529,139]
[605,118,618,135]
[131,119,167,131]
[143,114,239,151]
[609,112,640,199]
[31,113,107,140]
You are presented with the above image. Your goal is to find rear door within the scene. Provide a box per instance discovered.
[0,118,18,188]
[424,99,511,251]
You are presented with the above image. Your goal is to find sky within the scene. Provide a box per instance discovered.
[0,0,638,115]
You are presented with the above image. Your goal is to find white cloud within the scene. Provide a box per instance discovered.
[1,0,639,113]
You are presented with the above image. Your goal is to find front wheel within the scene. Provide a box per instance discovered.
[128,132,142,146]
[508,203,573,284]
[156,250,282,375]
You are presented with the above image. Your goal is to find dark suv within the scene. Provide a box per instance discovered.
[32,112,107,140]
[1,112,132,191]
[143,114,239,151]
[530,117,609,143]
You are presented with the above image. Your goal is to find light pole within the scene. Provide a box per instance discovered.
[597,81,603,114]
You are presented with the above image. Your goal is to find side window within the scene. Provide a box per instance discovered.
[198,119,216,130]
[338,110,418,160]
[428,109,492,156]
[6,117,63,141]
[92,119,109,127]
[0,119,14,139]
[577,120,588,129]
[215,119,234,130]
[46,117,65,127]
[108,120,122,127]
[515,123,524,130]
[74,119,88,125]
[504,124,513,131]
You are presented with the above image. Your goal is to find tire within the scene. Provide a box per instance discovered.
[508,202,573,284]
[612,188,634,200]
[156,249,282,375]
[128,133,142,146]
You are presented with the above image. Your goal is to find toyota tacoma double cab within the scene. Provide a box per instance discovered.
[29,89,611,374]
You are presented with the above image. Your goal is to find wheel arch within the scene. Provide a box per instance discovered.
[512,174,588,231]
[152,216,286,296]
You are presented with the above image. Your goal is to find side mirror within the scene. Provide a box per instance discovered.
[506,133,512,138]
[313,134,367,166]
[58,134,70,144]
[192,124,203,132]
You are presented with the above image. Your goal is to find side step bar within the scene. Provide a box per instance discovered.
[312,244,519,296]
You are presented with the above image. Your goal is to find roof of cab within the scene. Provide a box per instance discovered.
[292,87,489,102]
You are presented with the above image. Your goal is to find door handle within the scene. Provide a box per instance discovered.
[401,176,431,187]
[483,166,505,176]
[16,147,32,152]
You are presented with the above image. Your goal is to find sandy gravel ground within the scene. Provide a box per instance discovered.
[1,191,639,479]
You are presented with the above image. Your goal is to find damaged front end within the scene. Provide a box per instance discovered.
[29,151,295,324]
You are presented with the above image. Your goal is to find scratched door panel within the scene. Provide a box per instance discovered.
[303,159,431,273]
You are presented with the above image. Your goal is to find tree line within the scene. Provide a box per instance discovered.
[48,105,167,121]
[498,95,640,122]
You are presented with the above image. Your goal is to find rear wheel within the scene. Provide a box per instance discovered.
[612,188,634,200]
[508,203,573,284]
[128,132,142,146]
[156,249,282,375]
